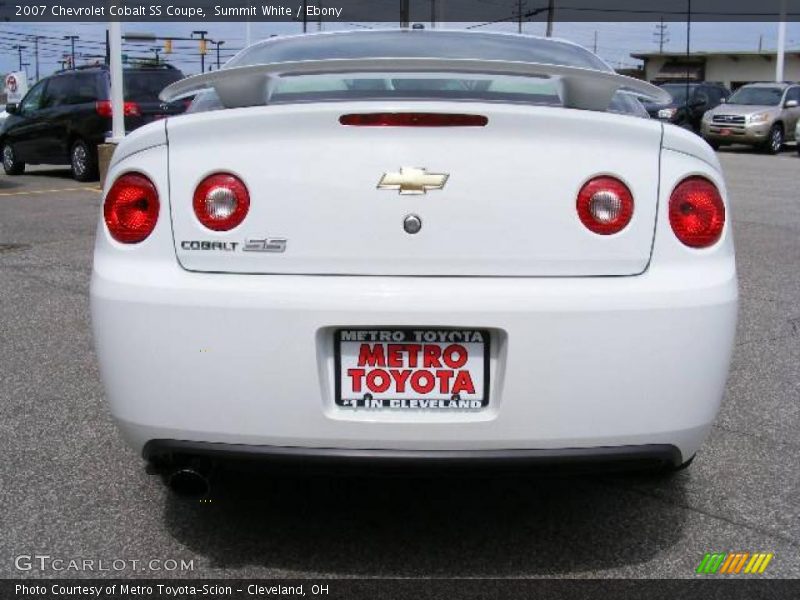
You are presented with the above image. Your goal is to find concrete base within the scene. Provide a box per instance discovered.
[98,143,118,188]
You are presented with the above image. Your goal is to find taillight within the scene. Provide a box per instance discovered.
[339,113,488,127]
[576,176,634,235]
[669,177,725,248]
[95,101,141,117]
[104,173,159,244]
[193,173,250,231]
[95,101,112,117]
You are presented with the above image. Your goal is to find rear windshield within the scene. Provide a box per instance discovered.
[228,30,611,71]
[220,31,609,108]
[266,72,562,106]
[123,69,184,102]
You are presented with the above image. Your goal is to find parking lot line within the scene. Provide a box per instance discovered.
[0,186,101,197]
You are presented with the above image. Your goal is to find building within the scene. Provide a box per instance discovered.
[631,50,800,90]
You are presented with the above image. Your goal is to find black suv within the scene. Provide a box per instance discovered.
[1,63,185,181]
[642,82,730,133]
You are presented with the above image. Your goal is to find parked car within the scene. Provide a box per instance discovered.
[91,30,736,495]
[642,82,730,132]
[796,119,800,155]
[1,63,186,181]
[701,82,800,153]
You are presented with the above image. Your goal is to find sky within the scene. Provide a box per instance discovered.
[1,19,799,80]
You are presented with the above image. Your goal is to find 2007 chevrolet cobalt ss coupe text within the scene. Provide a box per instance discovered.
[90,30,737,495]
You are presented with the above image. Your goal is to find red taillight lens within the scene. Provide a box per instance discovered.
[95,100,112,117]
[104,173,159,244]
[95,100,140,117]
[577,176,634,235]
[124,101,140,117]
[669,177,725,248]
[339,113,488,127]
[193,173,250,231]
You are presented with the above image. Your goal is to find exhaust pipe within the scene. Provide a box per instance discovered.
[164,458,213,498]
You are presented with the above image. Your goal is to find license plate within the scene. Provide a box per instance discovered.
[335,328,490,409]
[720,128,732,136]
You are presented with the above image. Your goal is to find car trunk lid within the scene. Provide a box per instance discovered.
[167,102,662,277]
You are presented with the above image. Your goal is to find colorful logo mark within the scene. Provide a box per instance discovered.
[696,552,774,574]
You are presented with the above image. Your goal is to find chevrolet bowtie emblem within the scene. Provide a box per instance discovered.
[377,167,449,195]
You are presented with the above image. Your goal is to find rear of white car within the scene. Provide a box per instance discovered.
[91,31,737,488]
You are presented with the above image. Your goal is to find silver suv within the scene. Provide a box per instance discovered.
[701,82,800,154]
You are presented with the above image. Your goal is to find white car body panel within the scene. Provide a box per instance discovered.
[91,125,736,462]
[91,33,737,468]
[168,102,662,277]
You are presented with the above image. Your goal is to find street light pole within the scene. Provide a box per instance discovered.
[108,21,125,142]
[776,0,787,81]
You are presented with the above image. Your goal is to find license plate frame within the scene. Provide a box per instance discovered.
[334,328,491,409]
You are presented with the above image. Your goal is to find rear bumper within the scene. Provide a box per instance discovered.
[91,258,737,465]
[144,439,683,471]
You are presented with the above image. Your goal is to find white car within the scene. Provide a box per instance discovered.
[91,30,737,495]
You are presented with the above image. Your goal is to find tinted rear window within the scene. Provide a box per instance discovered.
[228,31,610,72]
[124,69,184,102]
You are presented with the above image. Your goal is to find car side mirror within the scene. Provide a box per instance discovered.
[5,103,18,114]
[785,99,799,108]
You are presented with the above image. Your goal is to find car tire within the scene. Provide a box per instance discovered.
[70,139,98,182]
[2,142,25,175]
[762,124,784,155]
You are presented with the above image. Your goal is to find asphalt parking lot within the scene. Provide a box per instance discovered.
[0,147,798,580]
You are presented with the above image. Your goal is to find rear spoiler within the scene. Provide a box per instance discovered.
[160,57,670,112]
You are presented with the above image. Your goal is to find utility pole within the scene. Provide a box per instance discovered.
[151,47,160,64]
[302,0,307,32]
[593,30,598,54]
[64,35,79,69]
[430,0,436,29]
[14,45,25,71]
[213,40,225,69]
[654,18,670,53]
[545,0,554,37]
[31,35,43,81]
[758,34,763,52]
[517,0,523,34]
[192,30,208,73]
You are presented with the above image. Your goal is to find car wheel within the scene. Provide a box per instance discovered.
[70,139,98,182]
[2,142,25,175]
[762,124,784,155]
